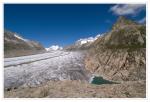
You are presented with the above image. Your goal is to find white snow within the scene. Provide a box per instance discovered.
[14,34,28,42]
[76,34,102,45]
[89,75,95,83]
[45,48,49,51]
[46,45,63,51]
[4,51,89,89]
[95,34,101,38]
[79,37,95,45]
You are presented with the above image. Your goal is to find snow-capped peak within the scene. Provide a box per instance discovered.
[45,48,49,51]
[76,34,102,45]
[95,34,101,38]
[78,37,95,45]
[14,34,28,42]
[46,45,63,51]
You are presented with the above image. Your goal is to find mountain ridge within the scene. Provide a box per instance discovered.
[4,30,46,58]
[64,34,103,50]
[84,16,146,81]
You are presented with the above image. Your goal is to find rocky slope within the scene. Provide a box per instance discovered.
[4,30,46,58]
[5,80,145,98]
[85,16,146,81]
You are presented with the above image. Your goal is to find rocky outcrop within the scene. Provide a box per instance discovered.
[85,16,146,81]
[4,30,46,58]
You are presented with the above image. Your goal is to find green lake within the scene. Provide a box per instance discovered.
[91,76,117,85]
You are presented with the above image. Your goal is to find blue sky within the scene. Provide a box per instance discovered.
[4,4,146,47]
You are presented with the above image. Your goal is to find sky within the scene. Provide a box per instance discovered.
[4,4,146,47]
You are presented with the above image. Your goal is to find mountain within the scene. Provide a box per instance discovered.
[84,16,146,81]
[93,16,145,48]
[76,34,101,45]
[65,34,102,50]
[4,30,46,58]
[4,17,146,98]
[46,45,63,51]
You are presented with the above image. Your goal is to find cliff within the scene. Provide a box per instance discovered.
[85,16,146,81]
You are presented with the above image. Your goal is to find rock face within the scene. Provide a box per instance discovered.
[4,30,46,58]
[85,16,146,81]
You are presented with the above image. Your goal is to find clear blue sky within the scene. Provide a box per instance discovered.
[4,4,146,47]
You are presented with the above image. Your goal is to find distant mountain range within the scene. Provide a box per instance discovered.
[64,34,103,50]
[4,30,46,58]
[75,34,102,45]
[45,34,103,51]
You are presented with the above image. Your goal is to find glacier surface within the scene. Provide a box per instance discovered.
[4,51,90,89]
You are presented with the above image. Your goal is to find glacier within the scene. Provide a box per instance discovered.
[4,51,90,90]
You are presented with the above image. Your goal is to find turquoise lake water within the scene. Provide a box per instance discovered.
[91,76,117,85]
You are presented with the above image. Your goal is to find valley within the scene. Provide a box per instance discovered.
[4,16,146,98]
